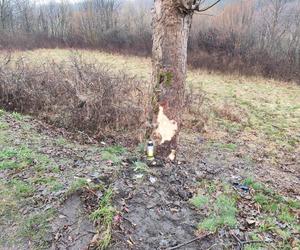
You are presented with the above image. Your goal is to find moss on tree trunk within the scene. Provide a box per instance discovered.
[150,0,193,159]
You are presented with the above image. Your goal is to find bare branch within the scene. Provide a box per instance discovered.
[194,0,222,12]
[194,13,214,16]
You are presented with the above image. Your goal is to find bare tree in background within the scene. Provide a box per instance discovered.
[79,0,119,45]
[150,0,221,159]
[0,0,13,30]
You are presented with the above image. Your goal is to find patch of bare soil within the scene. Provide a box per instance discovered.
[107,146,299,249]
[50,193,95,250]
[109,161,214,250]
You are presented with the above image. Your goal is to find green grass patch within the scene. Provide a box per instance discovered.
[0,146,34,170]
[0,145,56,172]
[243,178,300,248]
[196,180,238,232]
[134,142,146,155]
[48,180,64,192]
[51,165,61,174]
[66,178,89,195]
[12,112,23,121]
[254,193,269,207]
[101,151,121,164]
[100,145,126,165]
[102,145,126,155]
[0,181,18,221]
[198,179,217,194]
[55,136,67,146]
[244,244,265,250]
[90,188,115,249]
[9,179,35,198]
[287,198,300,209]
[198,194,237,233]
[32,177,64,192]
[0,121,9,129]
[194,178,300,249]
[258,216,277,233]
[278,207,296,224]
[190,195,209,208]
[211,142,237,151]
[133,161,149,173]
[19,209,56,249]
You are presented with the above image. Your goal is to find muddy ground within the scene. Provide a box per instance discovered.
[0,111,299,250]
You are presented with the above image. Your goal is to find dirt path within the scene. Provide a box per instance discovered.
[110,162,213,250]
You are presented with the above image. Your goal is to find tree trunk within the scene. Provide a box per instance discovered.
[150,0,192,159]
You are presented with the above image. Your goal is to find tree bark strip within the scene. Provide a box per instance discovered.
[150,0,193,159]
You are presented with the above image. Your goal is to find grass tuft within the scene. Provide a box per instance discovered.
[12,112,23,121]
[90,188,115,250]
[101,151,122,164]
[20,209,56,249]
[133,161,149,173]
[198,194,237,232]
[66,178,89,196]
[100,145,126,165]
[190,195,209,208]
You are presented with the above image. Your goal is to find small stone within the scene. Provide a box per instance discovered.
[149,176,157,184]
[159,239,169,247]
[135,174,144,179]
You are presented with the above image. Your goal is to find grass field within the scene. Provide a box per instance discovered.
[10,49,300,166]
[1,48,300,249]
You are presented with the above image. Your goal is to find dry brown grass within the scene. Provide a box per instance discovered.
[213,103,248,124]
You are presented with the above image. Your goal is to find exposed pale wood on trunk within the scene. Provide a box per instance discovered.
[150,0,193,159]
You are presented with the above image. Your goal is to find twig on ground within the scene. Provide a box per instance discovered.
[73,232,91,242]
[123,216,136,227]
[207,243,227,250]
[167,233,211,250]
[231,233,243,249]
[84,187,98,197]
[87,230,97,234]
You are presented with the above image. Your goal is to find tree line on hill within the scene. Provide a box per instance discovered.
[0,0,299,82]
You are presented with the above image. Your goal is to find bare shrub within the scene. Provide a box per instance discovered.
[0,54,149,143]
[183,87,208,133]
[0,53,206,143]
[214,103,248,124]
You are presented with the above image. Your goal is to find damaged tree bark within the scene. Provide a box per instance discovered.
[150,0,221,159]
[150,0,192,159]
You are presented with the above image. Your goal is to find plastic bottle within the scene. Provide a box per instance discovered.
[147,140,154,160]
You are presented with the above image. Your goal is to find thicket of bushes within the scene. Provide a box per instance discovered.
[0,54,149,143]
[0,52,205,142]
